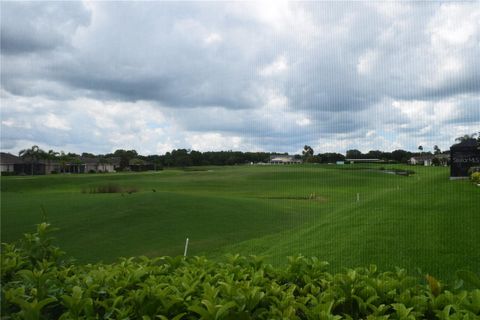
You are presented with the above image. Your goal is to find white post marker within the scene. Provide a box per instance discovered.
[184,238,189,257]
[356,193,360,202]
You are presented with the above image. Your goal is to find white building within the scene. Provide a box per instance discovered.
[269,155,302,164]
[409,155,434,166]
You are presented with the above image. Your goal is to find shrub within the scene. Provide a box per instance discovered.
[0,171,16,176]
[96,183,122,193]
[2,223,480,319]
[471,172,480,184]
[82,183,138,194]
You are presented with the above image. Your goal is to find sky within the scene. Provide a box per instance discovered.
[1,1,479,156]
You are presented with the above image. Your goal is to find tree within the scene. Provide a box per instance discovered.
[58,151,73,173]
[389,149,412,163]
[19,145,46,175]
[302,145,314,161]
[433,145,441,155]
[455,133,478,142]
[418,145,423,152]
[44,149,59,173]
[318,153,345,163]
[171,149,192,167]
[346,149,362,159]
[81,152,95,158]
[113,149,138,170]
[366,150,383,159]
[45,149,59,160]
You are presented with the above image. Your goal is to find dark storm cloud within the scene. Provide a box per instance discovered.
[0,2,90,54]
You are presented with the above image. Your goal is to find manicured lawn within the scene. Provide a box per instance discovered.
[1,164,479,279]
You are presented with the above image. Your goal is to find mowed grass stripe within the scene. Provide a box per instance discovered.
[2,188,315,262]
[1,164,479,280]
[210,165,479,279]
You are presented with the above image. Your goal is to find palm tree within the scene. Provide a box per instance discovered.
[19,145,46,175]
[46,149,59,159]
[455,133,478,142]
[45,150,59,173]
[58,151,71,173]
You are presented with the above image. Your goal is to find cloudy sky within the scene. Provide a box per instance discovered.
[1,1,479,155]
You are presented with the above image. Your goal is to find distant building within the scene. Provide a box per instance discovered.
[434,153,450,166]
[450,139,480,179]
[0,153,120,175]
[269,155,302,164]
[0,152,58,175]
[0,153,22,173]
[81,157,120,173]
[346,159,383,164]
[409,153,450,166]
[409,155,434,166]
[128,158,154,171]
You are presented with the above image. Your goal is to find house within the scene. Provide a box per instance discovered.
[409,153,450,166]
[409,155,434,166]
[128,158,154,171]
[0,153,120,175]
[434,153,450,166]
[269,155,302,164]
[60,157,120,173]
[81,157,120,173]
[0,152,23,174]
[450,139,480,179]
[0,152,59,175]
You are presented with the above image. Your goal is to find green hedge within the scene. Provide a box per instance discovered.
[2,223,480,319]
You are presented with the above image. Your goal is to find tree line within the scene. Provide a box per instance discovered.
[16,145,438,170]
[16,133,479,170]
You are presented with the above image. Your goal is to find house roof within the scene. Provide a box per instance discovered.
[434,153,450,159]
[77,157,121,165]
[79,157,99,164]
[0,152,23,164]
[269,155,301,162]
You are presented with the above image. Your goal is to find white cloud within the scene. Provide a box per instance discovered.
[44,113,71,130]
[295,117,311,127]
[356,49,379,75]
[187,133,244,151]
[1,119,15,127]
[204,33,222,45]
[260,56,288,77]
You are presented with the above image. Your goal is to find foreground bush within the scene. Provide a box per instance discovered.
[470,172,480,184]
[2,224,480,319]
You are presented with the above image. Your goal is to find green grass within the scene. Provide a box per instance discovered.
[1,164,479,279]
